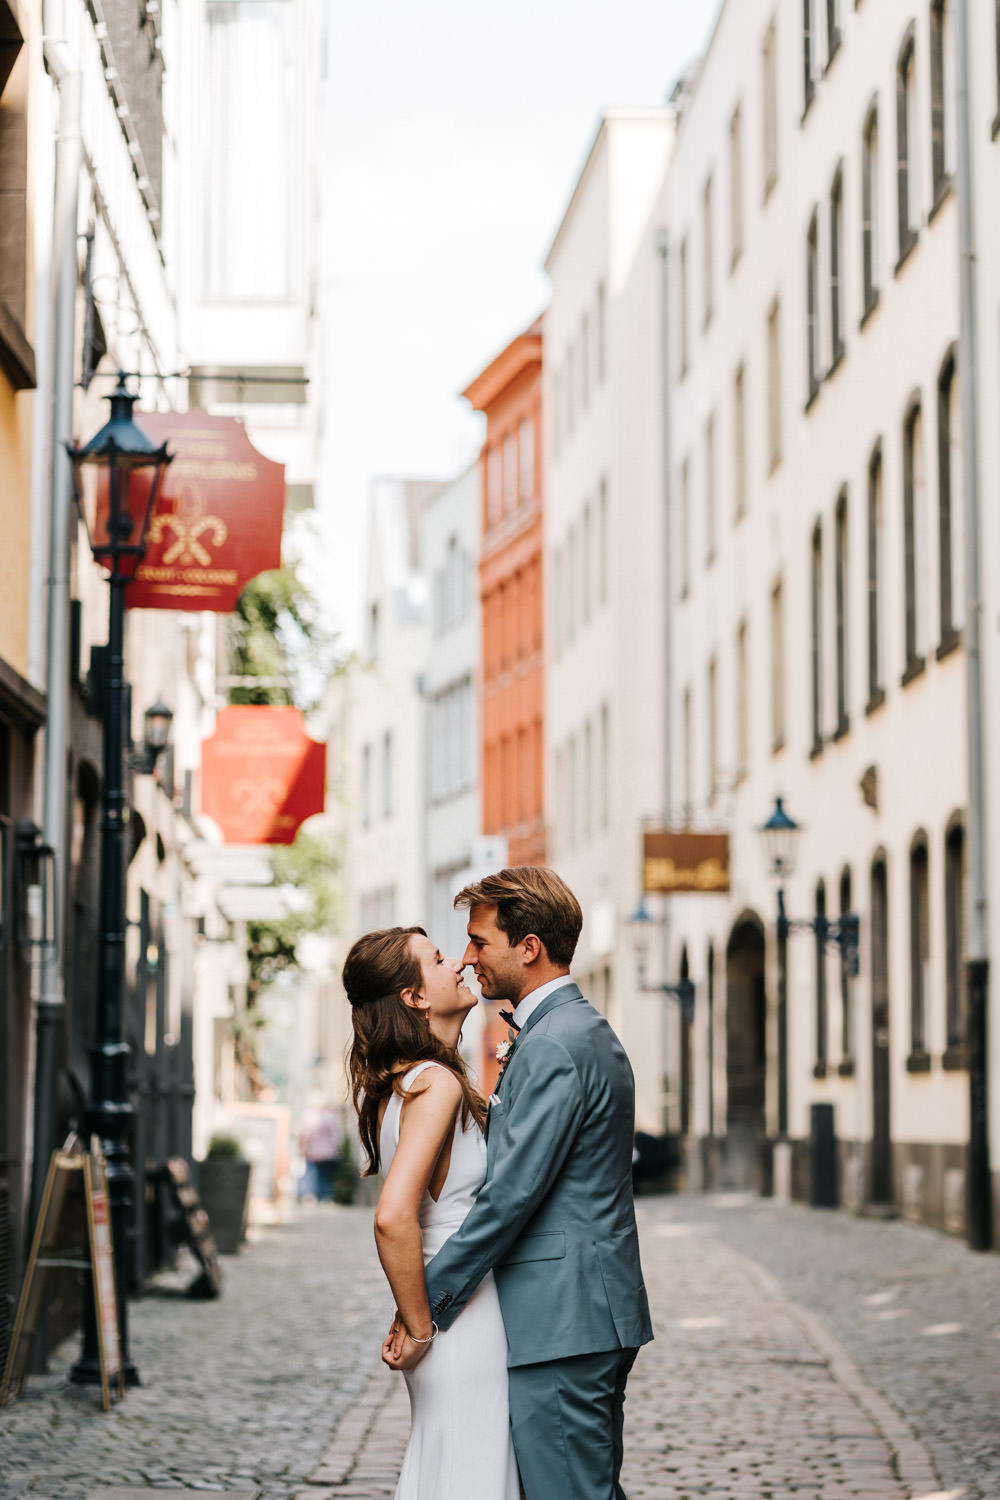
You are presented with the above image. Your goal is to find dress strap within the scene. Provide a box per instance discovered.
[393,1060,446,1144]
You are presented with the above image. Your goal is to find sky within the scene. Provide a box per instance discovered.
[316,0,719,643]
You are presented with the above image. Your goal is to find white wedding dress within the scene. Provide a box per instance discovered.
[380,1062,520,1500]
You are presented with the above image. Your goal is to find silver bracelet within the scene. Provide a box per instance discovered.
[409,1322,439,1344]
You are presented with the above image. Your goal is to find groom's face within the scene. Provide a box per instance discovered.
[462,904,525,1003]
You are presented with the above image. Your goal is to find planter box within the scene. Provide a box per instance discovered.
[195,1159,251,1254]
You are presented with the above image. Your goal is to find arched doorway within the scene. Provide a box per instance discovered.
[724,914,767,1189]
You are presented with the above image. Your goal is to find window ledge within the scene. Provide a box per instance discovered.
[859,293,880,332]
[942,1044,967,1072]
[901,655,926,688]
[936,628,962,661]
[837,1058,855,1078]
[824,33,842,74]
[894,232,919,277]
[810,737,824,761]
[831,715,850,743]
[827,345,846,381]
[771,734,785,756]
[812,1060,828,1079]
[906,1048,932,1074]
[763,172,778,207]
[730,246,742,275]
[865,686,886,716]
[801,89,816,127]
[805,382,821,415]
[928,178,954,224]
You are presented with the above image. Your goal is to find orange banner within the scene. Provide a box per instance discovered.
[201,706,325,845]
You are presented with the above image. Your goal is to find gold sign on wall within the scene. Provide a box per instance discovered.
[642,831,730,894]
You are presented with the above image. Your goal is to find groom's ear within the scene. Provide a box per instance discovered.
[521,933,544,965]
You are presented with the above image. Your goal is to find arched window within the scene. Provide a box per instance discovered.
[862,98,880,317]
[902,398,927,678]
[807,209,821,401]
[944,820,966,1060]
[814,880,828,1073]
[835,489,849,734]
[811,522,824,751]
[839,867,854,1068]
[867,441,885,708]
[830,164,845,365]
[937,347,963,649]
[896,28,919,261]
[908,834,930,1064]
[930,1,955,203]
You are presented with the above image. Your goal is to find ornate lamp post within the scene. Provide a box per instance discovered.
[757,796,860,1140]
[66,375,172,1385]
[626,896,695,1019]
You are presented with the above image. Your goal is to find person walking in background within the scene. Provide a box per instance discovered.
[299,1096,344,1203]
[385,866,653,1500]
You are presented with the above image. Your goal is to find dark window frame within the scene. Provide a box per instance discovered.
[862,98,880,318]
[834,488,849,734]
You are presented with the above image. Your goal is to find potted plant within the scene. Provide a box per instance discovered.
[196,1132,252,1254]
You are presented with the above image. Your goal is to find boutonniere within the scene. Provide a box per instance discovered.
[495,1029,517,1080]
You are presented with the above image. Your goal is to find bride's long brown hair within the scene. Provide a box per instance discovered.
[343,925,487,1175]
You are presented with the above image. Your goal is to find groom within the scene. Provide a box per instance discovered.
[392,865,653,1500]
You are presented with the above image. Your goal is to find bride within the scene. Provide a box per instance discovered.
[343,925,520,1500]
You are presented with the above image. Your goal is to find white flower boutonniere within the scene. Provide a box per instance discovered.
[495,1030,517,1080]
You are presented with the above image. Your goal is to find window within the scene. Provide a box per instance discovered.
[705,412,717,563]
[367,602,380,662]
[679,236,689,376]
[361,743,372,826]
[381,730,393,818]
[814,881,828,1074]
[835,490,849,733]
[581,313,590,409]
[862,101,880,316]
[598,478,609,606]
[600,701,610,829]
[708,655,718,803]
[771,576,785,750]
[909,836,930,1060]
[729,104,743,268]
[903,399,927,677]
[683,685,693,815]
[488,446,502,524]
[596,281,607,382]
[944,821,965,1055]
[806,211,821,401]
[734,362,747,519]
[803,0,817,113]
[896,29,920,261]
[830,165,844,366]
[503,432,517,515]
[736,618,749,779]
[826,0,841,64]
[867,442,885,706]
[767,298,782,469]
[519,418,535,502]
[763,17,779,197]
[839,867,854,1065]
[680,455,691,598]
[703,173,714,328]
[930,1,955,202]
[582,501,592,626]
[937,348,963,648]
[811,522,824,752]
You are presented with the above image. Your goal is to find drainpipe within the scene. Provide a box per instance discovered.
[29,2,82,1240]
[954,0,991,1250]
[656,227,673,1136]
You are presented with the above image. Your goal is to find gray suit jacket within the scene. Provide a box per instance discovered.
[424,982,654,1367]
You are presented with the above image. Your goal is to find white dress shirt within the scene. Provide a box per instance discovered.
[511,973,574,1030]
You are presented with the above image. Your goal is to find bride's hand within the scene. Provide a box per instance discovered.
[385,1328,431,1372]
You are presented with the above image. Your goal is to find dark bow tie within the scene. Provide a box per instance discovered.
[498,1008,521,1033]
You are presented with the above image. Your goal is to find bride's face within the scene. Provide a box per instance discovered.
[406,933,476,1031]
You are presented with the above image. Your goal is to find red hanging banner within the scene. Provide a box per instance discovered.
[200,706,326,845]
[94,411,285,611]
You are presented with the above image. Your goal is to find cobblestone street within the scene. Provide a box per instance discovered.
[1,1194,997,1499]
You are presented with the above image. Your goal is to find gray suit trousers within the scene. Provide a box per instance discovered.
[507,1346,638,1500]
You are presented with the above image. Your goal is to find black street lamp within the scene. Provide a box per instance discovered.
[757,796,860,1140]
[66,375,172,1386]
[626,896,696,1021]
[129,697,174,775]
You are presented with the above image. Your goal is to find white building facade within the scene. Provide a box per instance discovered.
[663,0,991,1236]
[544,112,677,1135]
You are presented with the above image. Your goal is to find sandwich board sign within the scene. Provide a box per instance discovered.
[1,1135,125,1411]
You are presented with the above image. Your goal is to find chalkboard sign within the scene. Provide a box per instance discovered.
[159,1158,222,1298]
[1,1135,125,1411]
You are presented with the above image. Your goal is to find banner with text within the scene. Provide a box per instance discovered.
[201,706,325,845]
[642,831,730,894]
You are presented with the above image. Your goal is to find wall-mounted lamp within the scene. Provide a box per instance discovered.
[626,896,695,1021]
[129,698,174,775]
[15,820,57,948]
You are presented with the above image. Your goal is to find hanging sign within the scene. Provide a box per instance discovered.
[95,411,285,611]
[200,705,325,845]
[642,831,730,894]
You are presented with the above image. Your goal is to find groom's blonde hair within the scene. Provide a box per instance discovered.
[454,866,582,967]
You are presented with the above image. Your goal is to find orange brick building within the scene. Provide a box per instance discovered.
[463,317,545,1089]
